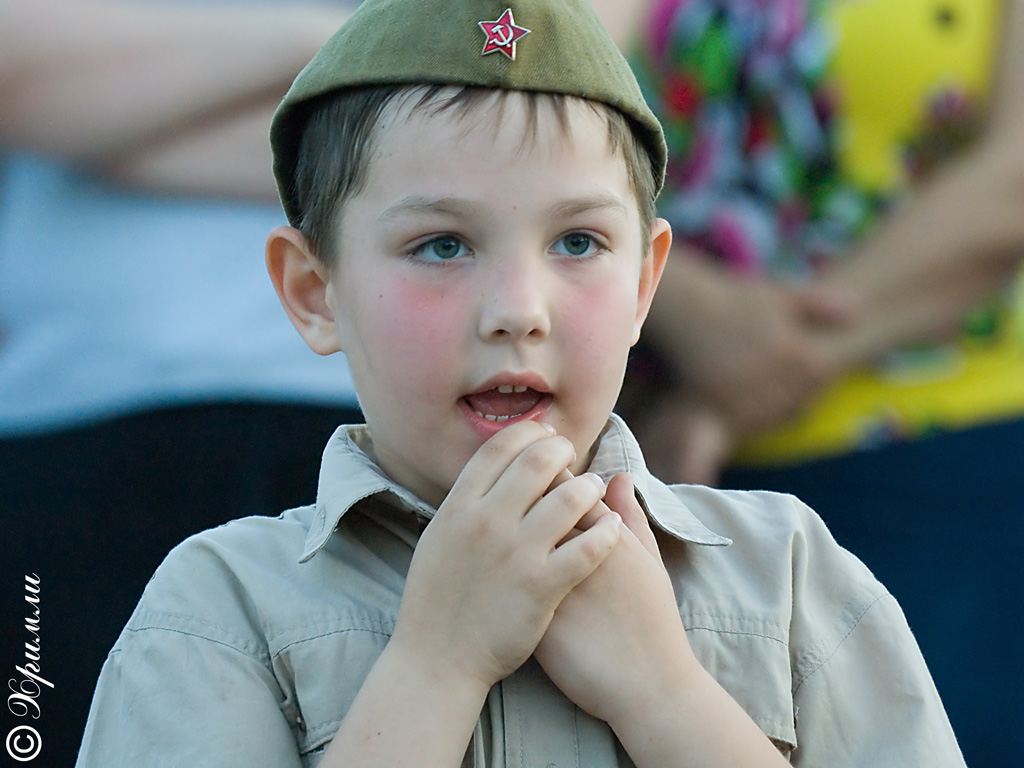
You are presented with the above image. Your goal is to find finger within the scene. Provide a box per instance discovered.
[640,397,732,485]
[789,283,861,328]
[448,420,557,500]
[546,511,622,592]
[605,473,660,558]
[485,433,577,513]
[678,444,725,488]
[523,471,607,545]
[574,498,611,532]
[546,468,575,494]
[550,468,610,532]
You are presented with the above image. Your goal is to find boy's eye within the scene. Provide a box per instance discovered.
[412,235,469,261]
[552,232,601,257]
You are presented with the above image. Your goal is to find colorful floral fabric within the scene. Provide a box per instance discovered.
[635,0,988,275]
[631,0,1024,462]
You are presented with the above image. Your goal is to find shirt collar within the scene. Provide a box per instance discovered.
[301,414,730,562]
[588,415,731,547]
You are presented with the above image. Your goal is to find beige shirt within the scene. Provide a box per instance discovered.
[77,415,965,767]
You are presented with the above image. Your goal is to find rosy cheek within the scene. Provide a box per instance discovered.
[562,280,636,351]
[379,278,466,382]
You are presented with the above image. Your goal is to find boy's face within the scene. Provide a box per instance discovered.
[292,93,667,507]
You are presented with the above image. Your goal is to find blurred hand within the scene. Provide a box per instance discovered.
[634,253,861,484]
[631,395,733,485]
[673,277,855,434]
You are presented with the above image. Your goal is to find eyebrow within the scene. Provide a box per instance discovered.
[549,194,628,220]
[378,193,628,223]
[378,195,475,222]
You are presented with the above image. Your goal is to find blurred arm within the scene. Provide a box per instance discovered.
[817,0,1024,368]
[589,0,646,48]
[0,0,350,199]
[634,248,851,483]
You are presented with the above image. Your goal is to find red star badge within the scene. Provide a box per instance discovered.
[478,8,531,61]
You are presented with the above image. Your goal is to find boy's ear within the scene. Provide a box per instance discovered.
[265,225,343,356]
[631,217,671,345]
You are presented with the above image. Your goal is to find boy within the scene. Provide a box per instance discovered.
[76,0,965,765]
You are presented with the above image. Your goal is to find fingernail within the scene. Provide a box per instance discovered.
[583,472,605,490]
[539,422,556,435]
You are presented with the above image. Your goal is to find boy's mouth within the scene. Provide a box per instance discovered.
[463,385,548,422]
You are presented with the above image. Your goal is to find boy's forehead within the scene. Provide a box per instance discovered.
[270,0,666,225]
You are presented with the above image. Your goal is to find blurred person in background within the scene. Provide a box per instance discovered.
[604,0,1024,763]
[0,1,360,763]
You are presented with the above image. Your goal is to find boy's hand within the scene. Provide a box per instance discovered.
[534,472,697,727]
[389,420,623,695]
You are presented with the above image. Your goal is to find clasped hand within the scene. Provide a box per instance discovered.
[390,420,694,730]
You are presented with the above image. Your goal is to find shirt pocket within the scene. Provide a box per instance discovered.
[684,611,797,757]
[270,608,395,760]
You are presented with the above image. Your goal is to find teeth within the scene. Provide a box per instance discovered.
[496,384,530,394]
[477,411,524,422]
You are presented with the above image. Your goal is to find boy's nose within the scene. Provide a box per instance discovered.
[477,259,552,343]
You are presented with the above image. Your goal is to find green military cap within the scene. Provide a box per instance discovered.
[270,0,667,225]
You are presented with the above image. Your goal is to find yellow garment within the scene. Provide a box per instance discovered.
[734,0,1024,466]
[735,281,1024,465]
[828,0,999,191]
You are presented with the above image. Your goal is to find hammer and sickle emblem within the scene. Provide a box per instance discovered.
[478,9,531,60]
[491,24,514,46]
